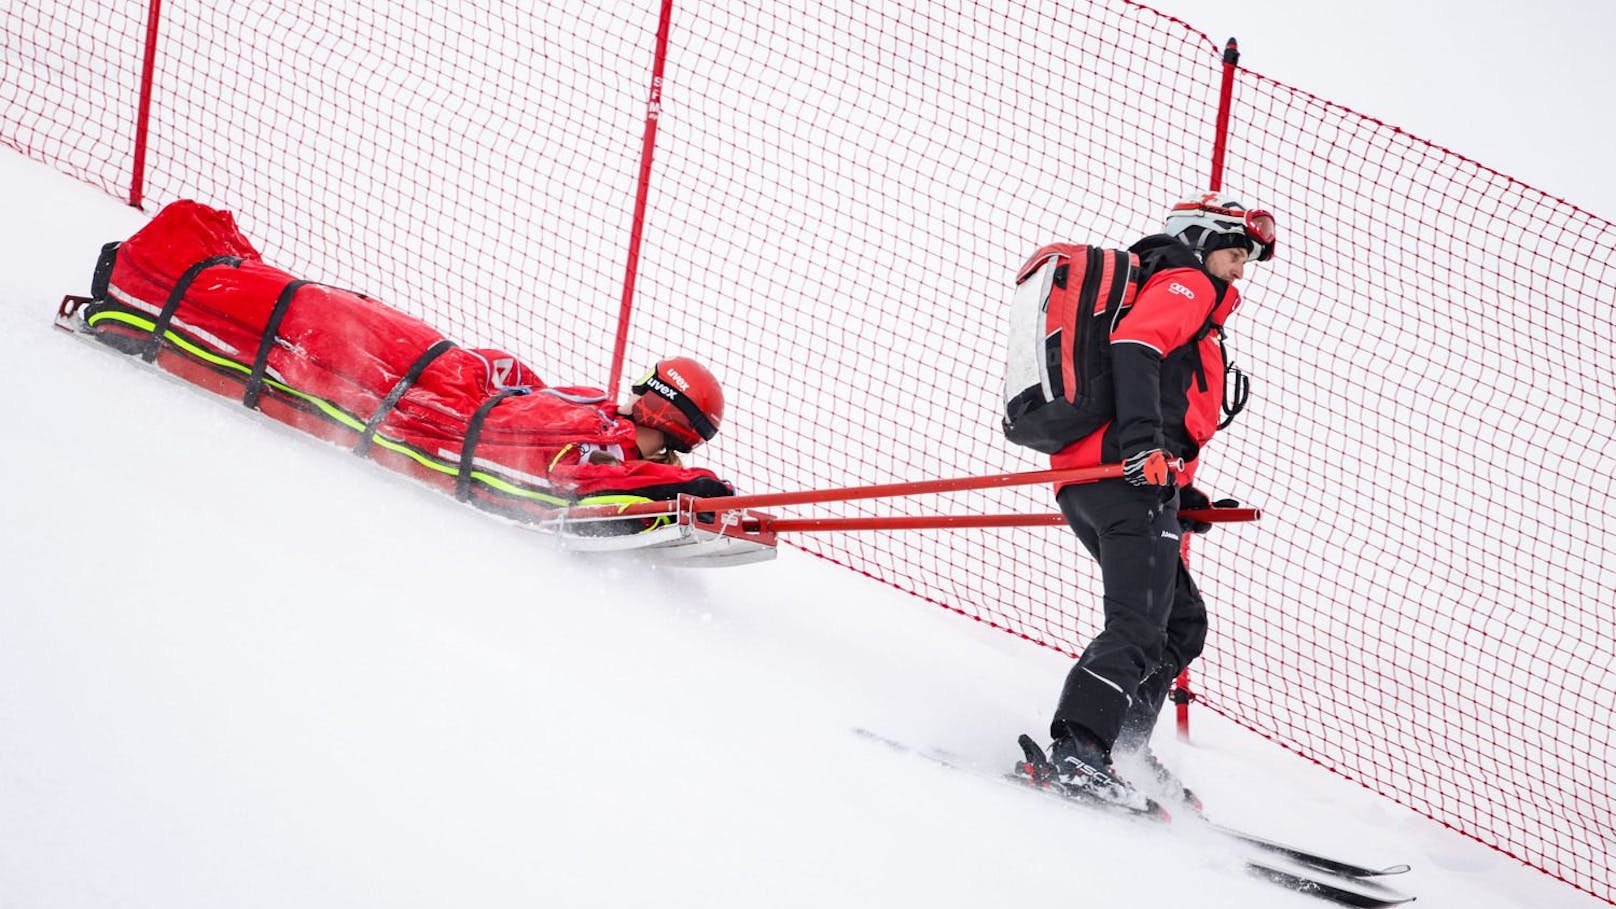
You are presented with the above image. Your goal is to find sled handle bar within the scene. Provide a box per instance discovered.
[556,464,1126,522]
[757,506,1260,534]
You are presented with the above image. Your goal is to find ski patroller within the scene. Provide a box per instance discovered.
[853,728,1415,908]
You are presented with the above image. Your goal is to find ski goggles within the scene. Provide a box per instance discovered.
[1174,201,1278,262]
[1243,213,1275,262]
[632,368,718,447]
[1224,206,1276,262]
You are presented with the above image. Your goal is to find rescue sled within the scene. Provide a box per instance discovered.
[52,199,776,568]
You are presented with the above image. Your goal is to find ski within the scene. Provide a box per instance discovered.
[1210,822,1412,879]
[1240,851,1415,907]
[853,728,1416,908]
[852,727,1170,823]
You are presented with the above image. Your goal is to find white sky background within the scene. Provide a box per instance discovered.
[2,1,1613,906]
[1138,0,1616,220]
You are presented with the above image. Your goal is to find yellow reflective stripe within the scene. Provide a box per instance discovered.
[86,309,572,506]
[88,309,364,430]
[90,309,248,374]
[574,494,653,512]
[572,494,672,531]
[549,442,576,473]
[462,464,571,504]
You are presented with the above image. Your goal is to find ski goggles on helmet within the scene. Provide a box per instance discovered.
[1240,209,1277,261]
[631,368,719,448]
[1172,200,1277,262]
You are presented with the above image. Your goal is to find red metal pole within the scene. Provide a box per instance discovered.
[1176,36,1244,742]
[606,0,675,398]
[708,464,1124,511]
[1173,667,1194,742]
[1175,516,1204,741]
[764,513,1068,533]
[759,506,1260,534]
[1207,38,1239,193]
[129,0,164,209]
[555,464,1125,522]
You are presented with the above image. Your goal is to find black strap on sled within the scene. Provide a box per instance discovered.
[353,338,457,457]
[243,279,313,410]
[455,388,531,501]
[143,255,243,363]
[90,241,121,300]
[244,279,386,412]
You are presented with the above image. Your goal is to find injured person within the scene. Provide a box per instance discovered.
[65,199,735,526]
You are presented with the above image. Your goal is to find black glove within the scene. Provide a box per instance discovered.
[682,477,735,500]
[571,477,735,536]
[1180,484,1210,512]
[1179,485,1241,534]
[1122,448,1176,487]
[684,476,735,525]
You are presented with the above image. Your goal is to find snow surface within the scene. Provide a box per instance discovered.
[1,150,1606,908]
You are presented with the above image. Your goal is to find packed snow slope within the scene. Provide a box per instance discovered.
[0,153,1602,908]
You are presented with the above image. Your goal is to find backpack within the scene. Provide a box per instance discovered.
[1001,243,1139,454]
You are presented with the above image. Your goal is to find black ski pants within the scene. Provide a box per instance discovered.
[1049,478,1208,754]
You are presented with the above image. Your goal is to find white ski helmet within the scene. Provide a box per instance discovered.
[1164,192,1276,263]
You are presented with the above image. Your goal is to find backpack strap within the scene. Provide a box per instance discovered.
[1218,330,1250,429]
[1058,247,1103,400]
[1100,249,1137,328]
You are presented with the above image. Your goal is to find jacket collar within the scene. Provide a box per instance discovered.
[1130,233,1242,325]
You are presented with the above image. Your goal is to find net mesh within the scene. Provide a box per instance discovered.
[5,0,1612,900]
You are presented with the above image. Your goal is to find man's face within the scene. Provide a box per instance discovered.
[1205,246,1249,282]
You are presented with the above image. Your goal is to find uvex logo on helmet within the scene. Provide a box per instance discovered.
[630,356,725,452]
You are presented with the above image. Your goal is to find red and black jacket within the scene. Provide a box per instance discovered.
[1051,234,1241,487]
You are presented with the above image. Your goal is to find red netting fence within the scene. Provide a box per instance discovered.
[5,1,1612,901]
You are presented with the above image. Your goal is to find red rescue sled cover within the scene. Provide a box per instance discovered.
[70,200,730,521]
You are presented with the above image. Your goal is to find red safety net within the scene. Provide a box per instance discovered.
[5,1,1612,901]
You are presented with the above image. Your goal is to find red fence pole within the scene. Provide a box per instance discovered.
[607,0,675,398]
[1178,36,1243,741]
[129,0,164,209]
[1175,538,1198,741]
[1207,37,1239,193]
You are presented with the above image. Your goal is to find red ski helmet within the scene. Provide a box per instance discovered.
[629,357,725,452]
